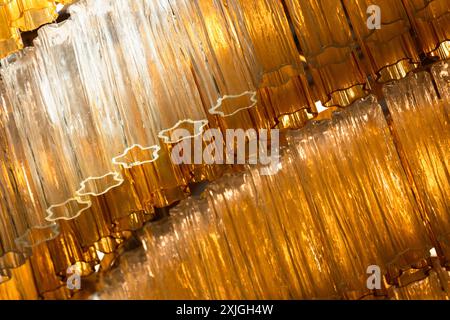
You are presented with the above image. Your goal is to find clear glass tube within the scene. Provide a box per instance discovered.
[1,47,92,224]
[383,72,450,261]
[35,21,125,200]
[167,0,262,119]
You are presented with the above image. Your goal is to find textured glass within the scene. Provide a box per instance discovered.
[0,82,60,269]
[390,270,450,300]
[2,36,150,270]
[1,48,92,223]
[432,59,450,99]
[69,0,207,149]
[0,0,449,301]
[229,0,312,124]
[168,0,261,119]
[97,97,431,300]
[0,261,38,299]
[284,0,367,106]
[287,97,431,292]
[229,0,301,88]
[0,0,75,58]
[100,173,340,300]
[0,2,22,58]
[405,0,450,57]
[383,71,450,261]
[35,21,126,199]
[10,0,58,31]
[343,0,419,82]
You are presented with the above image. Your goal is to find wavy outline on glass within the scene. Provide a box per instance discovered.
[112,144,161,169]
[208,91,258,118]
[412,0,449,18]
[361,24,413,45]
[0,268,11,284]
[323,83,370,104]
[14,222,60,248]
[415,10,450,21]
[375,58,419,81]
[257,64,305,89]
[0,250,28,270]
[428,40,450,56]
[45,196,92,222]
[76,171,124,197]
[158,119,209,144]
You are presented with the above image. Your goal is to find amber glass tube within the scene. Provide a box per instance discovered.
[0,1,22,58]
[0,0,74,58]
[97,97,431,299]
[168,0,262,119]
[0,260,38,299]
[100,173,340,299]
[288,97,430,293]
[284,0,367,106]
[0,137,31,269]
[383,71,450,262]
[389,270,450,300]
[56,0,72,4]
[404,0,450,58]
[227,0,312,125]
[343,0,419,82]
[11,0,57,31]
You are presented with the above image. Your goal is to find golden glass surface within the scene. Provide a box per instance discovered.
[0,260,38,300]
[100,172,341,300]
[390,270,450,300]
[383,71,450,263]
[0,2,22,58]
[404,0,450,57]
[228,0,312,121]
[96,96,433,300]
[432,59,450,99]
[343,0,419,82]
[0,0,76,57]
[284,0,368,106]
[0,0,449,301]
[0,81,57,268]
[10,0,57,31]
[169,0,262,119]
[288,97,431,293]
